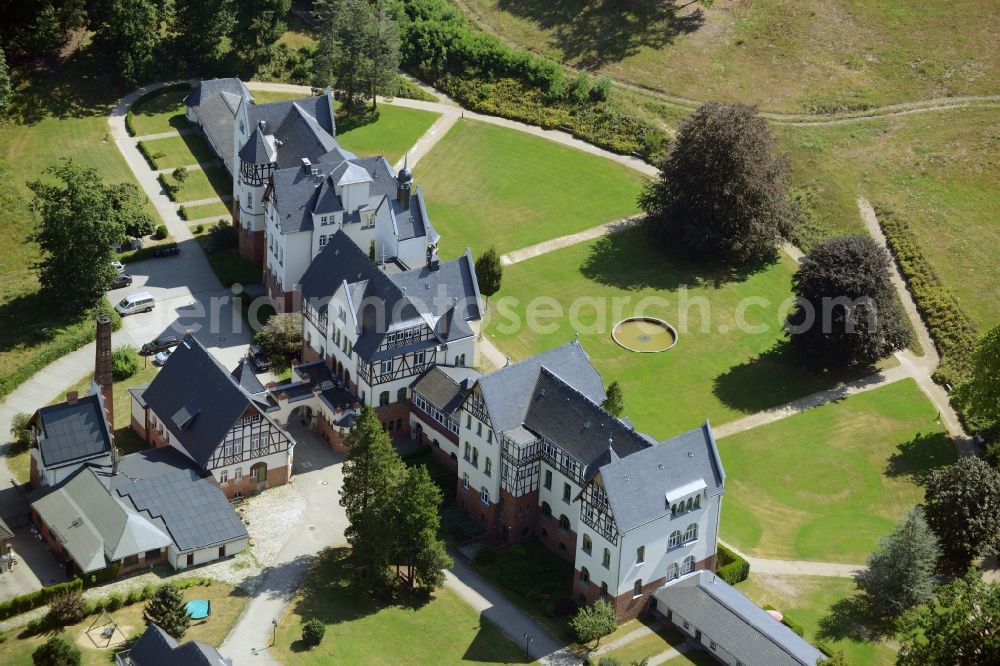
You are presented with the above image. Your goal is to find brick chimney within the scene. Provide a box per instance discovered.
[95,315,113,429]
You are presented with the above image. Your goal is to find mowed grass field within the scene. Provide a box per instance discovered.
[415,119,645,258]
[776,107,1000,328]
[457,0,1000,112]
[127,87,192,136]
[737,574,898,665]
[718,379,956,563]
[273,548,528,665]
[139,133,217,170]
[335,105,440,164]
[485,228,882,436]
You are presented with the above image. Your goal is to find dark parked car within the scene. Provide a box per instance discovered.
[248,344,270,372]
[154,245,181,257]
[141,335,180,356]
[109,273,133,290]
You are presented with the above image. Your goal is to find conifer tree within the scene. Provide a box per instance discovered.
[394,465,451,590]
[474,246,503,307]
[602,381,624,417]
[142,584,190,640]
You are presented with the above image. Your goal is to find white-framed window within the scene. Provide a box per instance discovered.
[380,359,393,376]
[636,546,645,564]
[480,488,489,505]
[462,473,469,490]
[684,523,698,543]
[484,458,492,476]
[219,469,229,484]
[667,563,679,580]
[682,555,695,574]
[634,579,643,597]
[319,235,328,247]
[235,467,243,481]
[582,535,592,554]
[668,530,682,549]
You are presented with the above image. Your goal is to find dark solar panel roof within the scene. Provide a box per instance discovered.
[34,393,113,468]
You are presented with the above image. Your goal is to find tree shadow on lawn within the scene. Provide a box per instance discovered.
[817,593,898,643]
[712,341,882,415]
[579,228,774,292]
[884,431,955,483]
[0,290,97,362]
[498,0,705,68]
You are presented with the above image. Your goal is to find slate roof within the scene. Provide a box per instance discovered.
[476,341,606,434]
[411,365,482,415]
[129,623,231,666]
[298,231,481,362]
[245,96,346,169]
[523,368,649,475]
[103,448,248,553]
[598,421,725,532]
[142,336,282,468]
[654,571,825,666]
[31,468,172,573]
[0,516,14,541]
[185,78,253,174]
[33,392,113,469]
[238,125,276,164]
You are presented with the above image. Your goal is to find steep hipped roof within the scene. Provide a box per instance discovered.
[411,365,482,415]
[185,78,253,174]
[246,96,345,169]
[129,623,231,666]
[476,341,605,433]
[523,368,649,474]
[599,422,725,532]
[141,336,274,468]
[105,448,248,553]
[33,391,113,469]
[238,125,276,164]
[654,571,825,666]
[30,468,172,573]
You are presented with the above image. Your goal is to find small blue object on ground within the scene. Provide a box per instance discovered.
[186,599,211,620]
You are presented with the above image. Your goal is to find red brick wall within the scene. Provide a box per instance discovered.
[536,513,576,562]
[457,478,499,533]
[497,489,539,543]
[376,400,411,440]
[217,461,289,498]
[238,227,265,263]
[264,262,294,313]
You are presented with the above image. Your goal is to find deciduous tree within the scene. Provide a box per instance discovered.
[787,235,910,370]
[29,160,130,313]
[638,102,797,266]
[570,598,618,646]
[897,571,1000,666]
[172,0,234,69]
[474,246,503,307]
[142,584,190,640]
[956,324,1000,430]
[922,456,1000,568]
[91,0,163,84]
[340,405,405,592]
[32,635,81,666]
[602,381,624,417]
[107,182,155,239]
[254,312,303,369]
[855,506,940,617]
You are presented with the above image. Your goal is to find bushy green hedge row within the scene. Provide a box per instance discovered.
[0,300,123,401]
[0,579,83,621]
[716,543,750,585]
[119,242,179,263]
[400,0,667,160]
[126,83,193,137]
[875,206,978,388]
[762,604,805,637]
[137,141,165,170]
[158,173,180,200]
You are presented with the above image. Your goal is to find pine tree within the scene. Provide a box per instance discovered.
[602,381,624,417]
[339,405,405,592]
[367,0,400,109]
[172,0,234,69]
[474,246,503,307]
[232,0,291,72]
[142,584,190,640]
[856,506,940,617]
[394,465,451,590]
[0,46,12,114]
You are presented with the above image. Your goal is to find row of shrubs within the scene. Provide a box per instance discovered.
[0,579,83,621]
[0,300,122,401]
[399,0,668,160]
[120,241,179,264]
[125,83,193,137]
[137,141,167,170]
[715,543,750,585]
[875,207,979,392]
[157,173,182,201]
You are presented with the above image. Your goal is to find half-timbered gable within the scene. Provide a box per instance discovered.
[136,335,294,498]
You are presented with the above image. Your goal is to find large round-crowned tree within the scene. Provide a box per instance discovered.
[787,235,910,369]
[639,102,797,266]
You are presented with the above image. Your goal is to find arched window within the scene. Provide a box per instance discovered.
[686,497,694,511]
[250,462,267,483]
[602,548,611,568]
[682,556,695,574]
[582,535,592,554]
[379,391,390,406]
[397,387,408,402]
[541,502,552,517]
[667,563,679,580]
[581,567,590,584]
[480,488,490,505]
[670,504,677,517]
[559,514,571,531]
[668,530,682,549]
[634,579,643,596]
[684,523,698,543]
[600,581,608,598]
[694,495,701,509]
[462,473,469,490]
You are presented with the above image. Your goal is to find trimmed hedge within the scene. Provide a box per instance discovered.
[119,242,179,264]
[0,578,83,621]
[136,140,165,169]
[716,543,750,585]
[763,604,805,637]
[875,206,979,388]
[0,300,123,401]
[158,173,180,201]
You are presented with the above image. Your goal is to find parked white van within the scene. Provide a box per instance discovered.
[115,292,155,316]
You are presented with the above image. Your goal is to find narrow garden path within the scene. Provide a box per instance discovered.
[590,619,664,657]
[501,215,642,265]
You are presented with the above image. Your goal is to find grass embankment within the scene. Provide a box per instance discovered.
[272,547,528,665]
[718,379,956,563]
[416,119,645,258]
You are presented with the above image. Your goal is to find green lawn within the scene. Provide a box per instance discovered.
[595,624,687,664]
[272,548,528,665]
[486,228,886,436]
[737,574,898,665]
[127,87,192,136]
[661,650,720,666]
[336,105,441,164]
[0,49,161,398]
[718,379,956,563]
[161,166,231,203]
[196,237,263,288]
[181,200,233,222]
[457,0,1000,113]
[139,134,217,170]
[415,119,645,258]
[0,582,247,666]
[251,90,311,105]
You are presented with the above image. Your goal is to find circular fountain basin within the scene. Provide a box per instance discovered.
[611,317,678,353]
